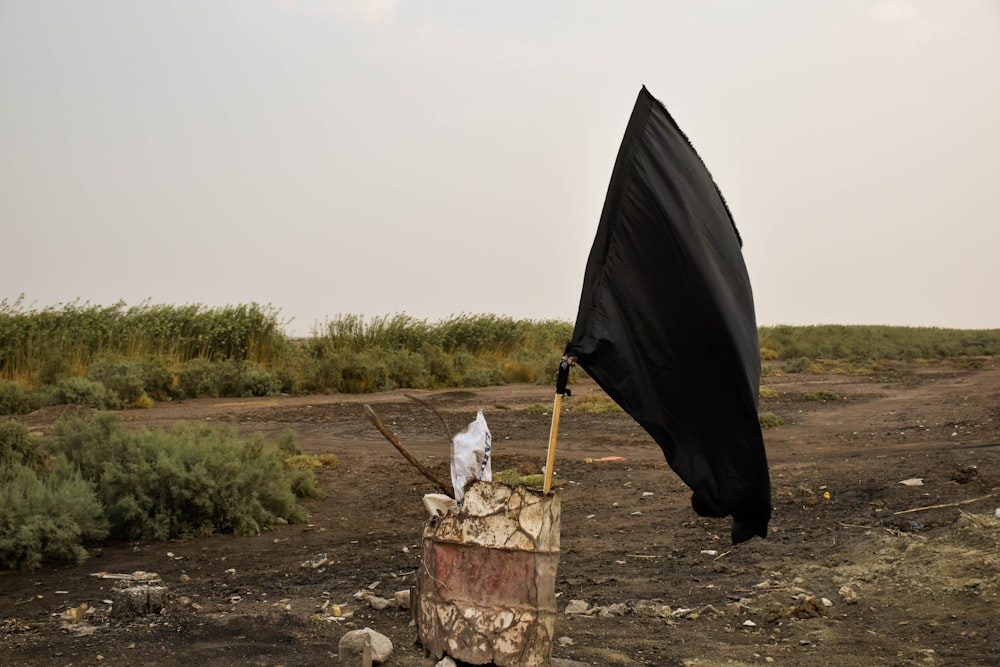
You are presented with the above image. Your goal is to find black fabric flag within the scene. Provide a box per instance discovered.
[565,87,771,543]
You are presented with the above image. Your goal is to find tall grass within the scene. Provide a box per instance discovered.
[0,297,288,383]
[758,325,1000,363]
[2,298,997,414]
[302,314,572,393]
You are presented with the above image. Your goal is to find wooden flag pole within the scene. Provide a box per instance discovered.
[542,394,563,494]
[543,358,573,495]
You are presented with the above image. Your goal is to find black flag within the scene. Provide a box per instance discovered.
[565,87,771,543]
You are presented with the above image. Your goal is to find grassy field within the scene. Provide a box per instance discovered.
[2,298,998,415]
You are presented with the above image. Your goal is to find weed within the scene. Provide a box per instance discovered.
[566,395,623,414]
[783,357,813,374]
[759,412,785,428]
[804,390,841,402]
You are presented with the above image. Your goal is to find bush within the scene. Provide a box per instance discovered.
[0,457,107,569]
[0,421,106,569]
[87,357,147,405]
[566,395,622,414]
[462,367,505,388]
[43,377,122,410]
[177,358,218,398]
[783,357,813,374]
[804,390,841,402]
[136,357,177,401]
[758,386,779,399]
[0,381,36,415]
[51,413,318,540]
[243,366,283,397]
[0,420,50,471]
[759,412,785,428]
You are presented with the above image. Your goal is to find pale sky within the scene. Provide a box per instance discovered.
[2,1,998,336]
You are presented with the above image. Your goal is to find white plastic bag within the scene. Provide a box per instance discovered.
[450,409,492,503]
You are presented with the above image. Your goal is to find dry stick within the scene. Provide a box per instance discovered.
[892,493,995,515]
[403,393,454,441]
[364,404,454,498]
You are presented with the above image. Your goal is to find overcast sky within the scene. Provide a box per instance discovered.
[2,1,997,336]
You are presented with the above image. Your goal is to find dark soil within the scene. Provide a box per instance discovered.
[3,361,999,666]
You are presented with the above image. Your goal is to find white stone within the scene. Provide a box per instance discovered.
[362,627,393,664]
[367,596,392,611]
[393,589,411,610]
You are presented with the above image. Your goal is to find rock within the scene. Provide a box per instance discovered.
[632,599,670,617]
[339,629,372,667]
[697,604,722,617]
[725,601,747,616]
[393,589,411,610]
[839,585,859,603]
[564,599,591,615]
[556,635,575,647]
[367,595,392,611]
[302,553,330,569]
[362,627,393,664]
[434,657,457,667]
[597,602,628,617]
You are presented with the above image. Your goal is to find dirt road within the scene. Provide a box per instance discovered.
[2,361,999,666]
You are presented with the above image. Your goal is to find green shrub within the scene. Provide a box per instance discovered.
[462,367,505,388]
[87,357,147,405]
[758,412,785,428]
[384,349,432,390]
[0,456,107,569]
[339,352,384,393]
[566,395,622,414]
[419,343,455,386]
[804,390,841,402]
[758,386,779,399]
[500,359,538,384]
[51,413,319,541]
[136,357,177,401]
[177,357,256,398]
[0,381,36,415]
[206,359,245,397]
[758,324,1000,363]
[44,377,122,410]
[243,366,283,397]
[132,393,154,409]
[0,420,50,471]
[523,403,550,415]
[0,421,106,569]
[783,357,813,374]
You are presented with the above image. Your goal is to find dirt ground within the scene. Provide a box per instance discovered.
[2,361,999,666]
